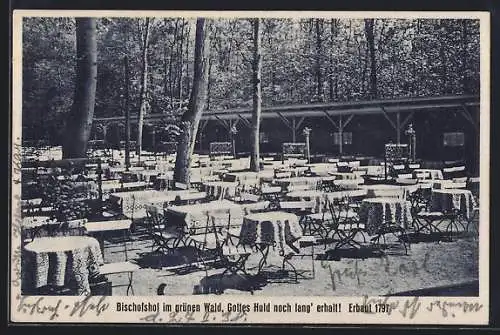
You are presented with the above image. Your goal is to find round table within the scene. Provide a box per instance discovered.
[23,236,103,295]
[240,211,303,256]
[358,197,412,235]
[431,189,477,219]
[413,169,444,180]
[22,216,52,229]
[203,181,238,200]
[332,172,358,180]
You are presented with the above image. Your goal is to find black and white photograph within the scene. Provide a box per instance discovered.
[10,10,490,324]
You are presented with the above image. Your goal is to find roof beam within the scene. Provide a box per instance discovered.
[343,114,355,129]
[401,111,415,129]
[232,119,240,129]
[380,106,397,130]
[213,115,230,131]
[199,119,209,133]
[460,104,479,132]
[322,110,339,130]
[276,111,293,130]
[295,116,306,130]
[236,114,251,128]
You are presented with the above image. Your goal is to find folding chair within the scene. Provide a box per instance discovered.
[280,200,317,229]
[144,205,187,254]
[326,198,367,251]
[98,225,140,295]
[465,177,480,234]
[281,235,316,283]
[202,212,253,284]
[443,165,467,181]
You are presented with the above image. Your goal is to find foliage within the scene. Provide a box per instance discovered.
[22,17,480,144]
[39,168,94,222]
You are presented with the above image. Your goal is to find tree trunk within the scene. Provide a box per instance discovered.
[185,23,191,97]
[163,19,169,96]
[329,19,337,101]
[62,18,97,159]
[124,56,131,169]
[178,18,185,108]
[315,19,324,101]
[174,18,210,185]
[169,20,178,100]
[250,18,262,172]
[439,20,448,94]
[136,17,151,159]
[461,20,468,94]
[364,18,378,99]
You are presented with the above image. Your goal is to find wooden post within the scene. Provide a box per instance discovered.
[124,56,131,170]
[152,127,156,158]
[396,112,401,144]
[339,117,343,155]
[97,158,103,204]
[303,127,312,164]
[384,153,387,181]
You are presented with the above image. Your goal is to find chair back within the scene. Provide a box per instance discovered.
[175,182,188,190]
[397,173,413,180]
[408,163,421,170]
[121,194,137,219]
[280,200,316,212]
[443,165,467,180]
[239,192,261,203]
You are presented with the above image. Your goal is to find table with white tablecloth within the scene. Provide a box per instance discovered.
[203,181,238,200]
[165,200,246,232]
[331,172,358,180]
[413,169,444,181]
[273,176,333,192]
[23,236,103,295]
[305,163,338,176]
[109,190,207,219]
[360,184,429,198]
[431,189,477,219]
[358,197,413,235]
[240,211,303,256]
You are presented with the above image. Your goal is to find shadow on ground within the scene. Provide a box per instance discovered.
[388,280,479,296]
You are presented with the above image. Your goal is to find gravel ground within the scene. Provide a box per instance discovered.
[103,219,479,297]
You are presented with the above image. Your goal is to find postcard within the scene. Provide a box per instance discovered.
[10,10,490,325]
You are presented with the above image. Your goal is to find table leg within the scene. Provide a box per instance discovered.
[257,245,270,274]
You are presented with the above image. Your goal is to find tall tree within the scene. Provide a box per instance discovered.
[250,18,262,172]
[62,18,97,158]
[364,18,378,99]
[178,18,185,108]
[173,18,210,185]
[328,19,338,101]
[461,19,469,93]
[136,17,151,159]
[314,19,324,101]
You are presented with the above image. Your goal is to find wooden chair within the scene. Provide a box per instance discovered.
[174,182,188,190]
[326,198,367,251]
[281,235,316,283]
[200,212,252,282]
[443,165,467,181]
[144,205,186,254]
[302,206,332,246]
[279,200,317,228]
[98,223,140,295]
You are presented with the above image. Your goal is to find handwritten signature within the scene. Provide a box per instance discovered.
[11,246,22,287]
[16,294,109,320]
[321,252,431,290]
[139,309,248,323]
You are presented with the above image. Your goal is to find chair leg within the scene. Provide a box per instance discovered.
[126,271,135,296]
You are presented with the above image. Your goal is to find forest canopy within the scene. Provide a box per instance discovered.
[22,17,480,144]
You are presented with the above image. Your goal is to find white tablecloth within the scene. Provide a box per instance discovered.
[23,236,103,295]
